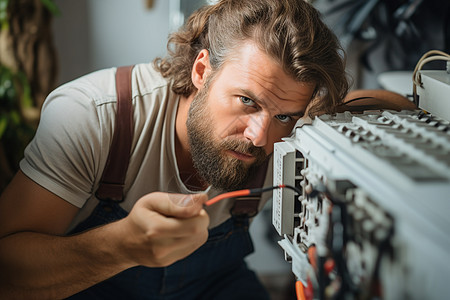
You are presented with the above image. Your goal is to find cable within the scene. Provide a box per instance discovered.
[307,185,361,298]
[204,184,302,206]
[412,50,450,106]
[296,278,314,300]
[412,50,450,86]
[296,280,307,300]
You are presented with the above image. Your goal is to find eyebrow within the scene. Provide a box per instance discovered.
[284,110,305,118]
[239,88,306,118]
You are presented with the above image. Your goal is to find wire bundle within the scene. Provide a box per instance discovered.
[412,50,450,105]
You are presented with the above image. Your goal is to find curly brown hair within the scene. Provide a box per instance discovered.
[153,0,349,116]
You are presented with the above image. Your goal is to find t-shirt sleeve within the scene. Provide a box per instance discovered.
[20,82,112,208]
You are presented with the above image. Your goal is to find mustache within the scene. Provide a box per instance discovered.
[220,139,267,160]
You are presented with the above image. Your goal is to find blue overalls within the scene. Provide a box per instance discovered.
[66,201,271,299]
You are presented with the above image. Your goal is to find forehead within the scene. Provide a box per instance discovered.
[213,42,315,109]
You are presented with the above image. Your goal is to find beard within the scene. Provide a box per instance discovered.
[186,82,268,192]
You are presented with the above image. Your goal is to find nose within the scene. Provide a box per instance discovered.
[243,113,270,147]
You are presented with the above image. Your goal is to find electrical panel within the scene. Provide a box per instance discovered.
[273,104,450,299]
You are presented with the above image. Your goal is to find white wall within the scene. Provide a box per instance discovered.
[53,0,171,85]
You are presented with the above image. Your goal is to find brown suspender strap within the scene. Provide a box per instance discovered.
[230,158,271,217]
[95,65,134,202]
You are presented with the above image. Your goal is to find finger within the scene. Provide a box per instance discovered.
[152,226,210,264]
[169,193,208,207]
[146,208,209,238]
[138,192,207,219]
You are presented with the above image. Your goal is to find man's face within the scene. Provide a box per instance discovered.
[187,42,315,191]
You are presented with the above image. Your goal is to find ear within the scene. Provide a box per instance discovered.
[191,49,212,90]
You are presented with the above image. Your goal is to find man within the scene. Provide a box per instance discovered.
[0,0,411,299]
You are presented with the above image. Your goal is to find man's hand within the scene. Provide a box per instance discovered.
[116,192,210,267]
[0,172,210,298]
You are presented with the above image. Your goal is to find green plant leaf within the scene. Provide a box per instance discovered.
[0,115,7,140]
[16,72,32,108]
[40,0,60,16]
[10,110,20,125]
[0,0,9,27]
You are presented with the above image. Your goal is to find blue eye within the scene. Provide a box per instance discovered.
[275,114,292,124]
[240,96,255,106]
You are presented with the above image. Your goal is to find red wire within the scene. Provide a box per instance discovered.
[205,189,251,206]
[204,184,296,207]
[296,281,306,300]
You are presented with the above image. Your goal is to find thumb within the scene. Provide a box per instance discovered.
[139,192,207,219]
[170,192,208,208]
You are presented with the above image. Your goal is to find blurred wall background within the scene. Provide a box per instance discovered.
[53,0,171,84]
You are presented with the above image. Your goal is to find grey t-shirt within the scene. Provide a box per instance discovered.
[20,63,272,232]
